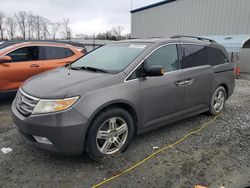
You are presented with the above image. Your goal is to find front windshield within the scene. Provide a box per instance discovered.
[71,43,150,73]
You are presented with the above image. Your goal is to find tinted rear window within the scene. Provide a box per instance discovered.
[207,47,228,66]
[45,47,74,60]
[181,44,207,69]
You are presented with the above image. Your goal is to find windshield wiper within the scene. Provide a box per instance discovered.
[72,66,108,73]
[68,65,81,70]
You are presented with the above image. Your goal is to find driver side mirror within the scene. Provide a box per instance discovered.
[0,55,12,64]
[145,65,165,77]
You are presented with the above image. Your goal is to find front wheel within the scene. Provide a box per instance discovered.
[85,107,134,160]
[209,86,226,115]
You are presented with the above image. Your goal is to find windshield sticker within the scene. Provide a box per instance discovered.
[129,44,146,49]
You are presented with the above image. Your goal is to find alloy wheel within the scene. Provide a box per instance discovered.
[96,117,128,155]
[213,90,225,113]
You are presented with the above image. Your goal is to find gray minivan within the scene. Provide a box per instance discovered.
[12,36,235,159]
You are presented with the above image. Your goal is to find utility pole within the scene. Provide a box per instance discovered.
[93,33,95,49]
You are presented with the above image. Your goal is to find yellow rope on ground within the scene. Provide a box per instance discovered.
[92,113,223,188]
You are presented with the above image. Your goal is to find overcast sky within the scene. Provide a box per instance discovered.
[0,0,161,35]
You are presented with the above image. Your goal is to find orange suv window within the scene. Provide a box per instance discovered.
[8,46,40,62]
[44,46,74,60]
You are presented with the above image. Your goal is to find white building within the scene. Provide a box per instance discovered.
[131,0,250,73]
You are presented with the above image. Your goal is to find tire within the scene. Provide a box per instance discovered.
[209,86,226,115]
[85,107,134,160]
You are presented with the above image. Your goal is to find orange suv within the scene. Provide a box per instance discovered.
[0,41,85,93]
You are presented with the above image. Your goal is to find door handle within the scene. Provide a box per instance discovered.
[175,80,186,86]
[184,79,193,85]
[30,64,40,68]
[175,78,193,86]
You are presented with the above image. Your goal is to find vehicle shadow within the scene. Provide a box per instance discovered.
[0,93,16,106]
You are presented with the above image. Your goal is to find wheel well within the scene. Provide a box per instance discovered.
[88,102,139,134]
[220,83,229,99]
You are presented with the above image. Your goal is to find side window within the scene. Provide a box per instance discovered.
[127,64,143,80]
[207,47,228,66]
[8,46,39,62]
[181,44,207,69]
[146,44,179,72]
[65,48,74,57]
[45,47,73,60]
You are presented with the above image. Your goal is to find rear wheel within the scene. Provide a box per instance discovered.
[85,107,134,160]
[209,86,226,115]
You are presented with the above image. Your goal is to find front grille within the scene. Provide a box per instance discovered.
[15,89,40,116]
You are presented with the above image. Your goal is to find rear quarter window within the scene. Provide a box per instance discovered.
[44,46,74,60]
[65,48,74,57]
[207,47,228,66]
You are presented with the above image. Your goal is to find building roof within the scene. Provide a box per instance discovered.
[130,0,176,13]
[200,35,250,52]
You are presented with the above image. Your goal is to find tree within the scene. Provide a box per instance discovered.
[50,22,61,40]
[27,12,35,39]
[5,16,16,40]
[0,11,129,41]
[96,32,107,40]
[111,26,124,40]
[41,17,50,39]
[34,15,42,39]
[106,30,112,40]
[62,18,71,39]
[15,11,27,39]
[124,33,131,39]
[0,11,6,40]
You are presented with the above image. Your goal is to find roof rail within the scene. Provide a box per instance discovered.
[170,35,216,43]
[148,37,164,39]
[0,40,86,50]
[0,41,20,50]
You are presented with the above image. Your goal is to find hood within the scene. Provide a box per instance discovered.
[22,67,115,98]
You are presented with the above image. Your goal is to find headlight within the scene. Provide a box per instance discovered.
[33,96,79,114]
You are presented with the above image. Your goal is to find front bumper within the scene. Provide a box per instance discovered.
[12,100,89,154]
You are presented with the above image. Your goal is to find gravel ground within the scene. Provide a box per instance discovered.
[0,75,249,188]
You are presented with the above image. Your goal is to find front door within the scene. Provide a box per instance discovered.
[140,44,185,128]
[0,46,43,91]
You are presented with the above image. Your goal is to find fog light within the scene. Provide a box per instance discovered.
[33,136,52,145]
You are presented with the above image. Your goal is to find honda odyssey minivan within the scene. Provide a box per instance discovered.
[12,36,235,159]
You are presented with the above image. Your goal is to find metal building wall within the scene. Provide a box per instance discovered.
[131,0,250,38]
[239,49,250,73]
